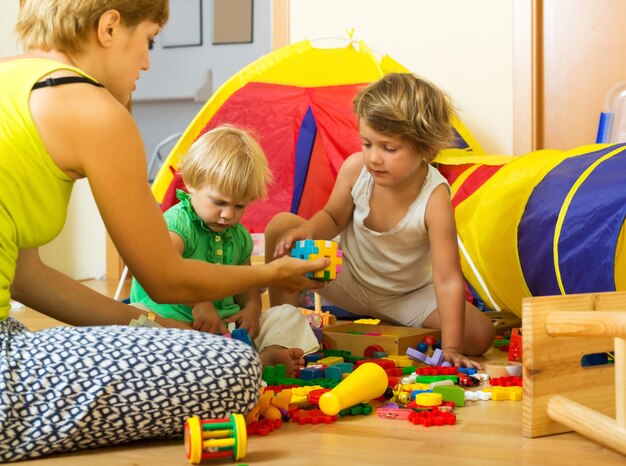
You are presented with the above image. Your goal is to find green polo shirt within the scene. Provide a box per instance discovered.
[130,190,253,321]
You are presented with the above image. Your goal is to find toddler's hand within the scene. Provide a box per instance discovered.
[224,307,261,340]
[442,348,483,370]
[192,302,228,334]
[273,227,311,258]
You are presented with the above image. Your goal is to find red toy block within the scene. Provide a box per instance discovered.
[508,328,522,362]
[416,366,459,376]
[408,408,456,427]
[247,418,282,436]
[289,409,337,425]
[489,376,523,387]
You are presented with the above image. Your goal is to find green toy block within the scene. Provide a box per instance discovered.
[433,385,465,407]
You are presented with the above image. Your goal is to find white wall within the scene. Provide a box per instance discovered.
[0,1,20,56]
[0,2,106,280]
[290,0,515,155]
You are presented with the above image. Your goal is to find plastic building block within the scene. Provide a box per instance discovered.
[408,408,456,427]
[304,352,324,364]
[464,390,492,401]
[458,374,482,387]
[415,375,458,384]
[406,347,427,363]
[425,348,444,366]
[289,409,337,425]
[291,239,343,281]
[508,328,522,362]
[323,365,344,381]
[299,367,324,381]
[384,355,414,368]
[416,366,458,376]
[489,376,522,387]
[429,379,455,389]
[316,356,344,366]
[432,385,465,407]
[377,407,413,420]
[231,328,254,347]
[413,392,443,407]
[246,418,282,436]
[484,386,523,401]
[339,403,373,416]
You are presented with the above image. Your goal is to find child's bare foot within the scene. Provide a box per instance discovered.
[259,346,305,376]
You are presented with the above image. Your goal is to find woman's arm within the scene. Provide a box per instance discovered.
[31,84,328,307]
[11,248,191,328]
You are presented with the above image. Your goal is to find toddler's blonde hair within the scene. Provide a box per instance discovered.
[181,125,272,203]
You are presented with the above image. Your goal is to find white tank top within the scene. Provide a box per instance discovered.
[340,164,449,295]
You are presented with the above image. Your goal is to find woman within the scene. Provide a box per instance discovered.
[0,0,327,461]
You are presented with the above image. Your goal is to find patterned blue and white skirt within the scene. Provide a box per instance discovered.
[0,318,261,462]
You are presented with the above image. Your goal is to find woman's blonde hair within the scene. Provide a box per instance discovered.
[181,125,272,203]
[353,72,456,162]
[15,0,169,54]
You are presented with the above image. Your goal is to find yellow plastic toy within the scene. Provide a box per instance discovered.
[184,414,247,464]
[318,362,388,416]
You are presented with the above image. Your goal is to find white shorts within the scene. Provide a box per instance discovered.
[317,260,438,327]
[255,304,320,355]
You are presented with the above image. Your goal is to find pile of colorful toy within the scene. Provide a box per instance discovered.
[184,326,524,463]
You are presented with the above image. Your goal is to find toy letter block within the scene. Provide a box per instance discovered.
[291,239,343,281]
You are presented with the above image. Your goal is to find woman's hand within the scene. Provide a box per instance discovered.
[268,255,330,292]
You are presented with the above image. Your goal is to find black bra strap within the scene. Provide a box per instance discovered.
[32,76,104,90]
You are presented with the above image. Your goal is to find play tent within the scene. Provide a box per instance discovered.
[151,39,626,316]
[151,40,481,232]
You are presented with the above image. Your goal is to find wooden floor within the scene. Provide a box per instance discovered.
[9,280,626,466]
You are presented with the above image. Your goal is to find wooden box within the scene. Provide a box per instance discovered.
[523,291,624,438]
[322,322,440,357]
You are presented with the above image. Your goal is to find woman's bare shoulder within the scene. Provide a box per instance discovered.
[30,84,140,177]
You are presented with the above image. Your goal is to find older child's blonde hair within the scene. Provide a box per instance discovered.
[181,125,272,203]
[15,0,169,54]
[353,72,456,162]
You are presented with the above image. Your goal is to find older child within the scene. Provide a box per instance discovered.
[0,0,327,461]
[131,125,319,374]
[265,73,495,368]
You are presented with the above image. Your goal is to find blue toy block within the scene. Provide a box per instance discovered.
[231,328,254,347]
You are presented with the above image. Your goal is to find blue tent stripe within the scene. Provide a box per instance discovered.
[518,144,622,296]
[290,107,317,213]
[559,145,626,293]
[450,128,469,149]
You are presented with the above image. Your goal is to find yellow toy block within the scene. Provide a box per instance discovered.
[317,356,344,366]
[384,354,414,367]
[485,386,523,401]
[291,239,343,281]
